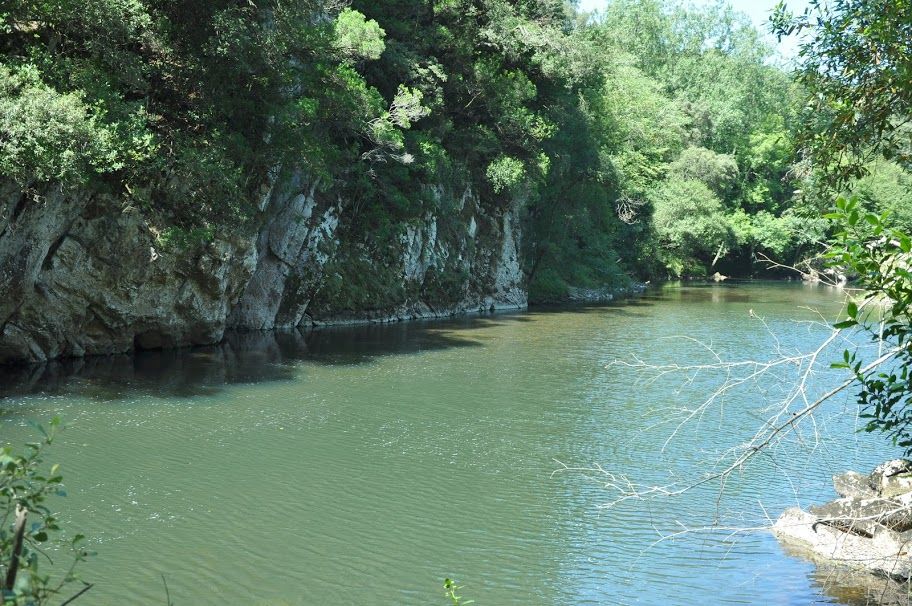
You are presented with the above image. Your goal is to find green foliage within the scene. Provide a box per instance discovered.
[850,162,912,234]
[668,147,739,200]
[528,180,632,300]
[0,65,122,186]
[587,0,804,278]
[334,9,386,62]
[486,156,526,194]
[772,0,912,184]
[0,0,424,233]
[421,263,470,305]
[156,226,216,251]
[728,209,822,259]
[1,419,91,605]
[311,248,407,314]
[778,0,912,454]
[0,0,821,304]
[650,177,734,275]
[828,197,912,452]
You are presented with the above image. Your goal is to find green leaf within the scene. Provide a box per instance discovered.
[900,235,911,253]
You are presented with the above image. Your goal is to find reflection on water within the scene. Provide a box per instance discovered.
[0,282,898,605]
[779,542,912,605]
[0,317,506,400]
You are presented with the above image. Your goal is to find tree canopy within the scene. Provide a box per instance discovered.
[1,0,892,300]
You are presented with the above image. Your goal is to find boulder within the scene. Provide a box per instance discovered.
[774,460,912,584]
[774,507,912,580]
[872,460,912,498]
[833,470,877,499]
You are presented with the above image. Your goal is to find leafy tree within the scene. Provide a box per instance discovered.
[828,198,912,452]
[589,0,805,278]
[849,161,912,233]
[333,8,386,62]
[649,177,734,276]
[0,65,123,187]
[772,0,912,184]
[668,146,739,200]
[774,1,912,451]
[486,156,526,194]
[0,0,828,304]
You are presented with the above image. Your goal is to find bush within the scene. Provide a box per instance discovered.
[486,156,526,194]
[668,146,739,200]
[0,65,120,186]
[649,177,734,273]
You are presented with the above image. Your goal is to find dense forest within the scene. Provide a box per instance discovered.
[1,0,909,304]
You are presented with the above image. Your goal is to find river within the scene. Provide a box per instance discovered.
[0,282,898,605]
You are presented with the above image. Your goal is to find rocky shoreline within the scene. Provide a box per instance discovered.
[774,459,912,600]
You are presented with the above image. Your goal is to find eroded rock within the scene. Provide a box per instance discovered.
[774,459,912,586]
[833,471,877,499]
[0,177,530,365]
[872,460,912,498]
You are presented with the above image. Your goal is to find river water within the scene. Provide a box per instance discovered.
[0,282,900,605]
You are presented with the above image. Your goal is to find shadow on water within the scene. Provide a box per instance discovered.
[0,283,832,404]
[0,291,670,404]
[528,296,656,317]
[0,312,544,402]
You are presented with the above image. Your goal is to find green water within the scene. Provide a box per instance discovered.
[0,283,898,605]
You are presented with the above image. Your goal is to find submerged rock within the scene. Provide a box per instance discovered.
[779,540,912,606]
[773,459,912,590]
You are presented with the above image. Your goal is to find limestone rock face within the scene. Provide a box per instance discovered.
[227,175,340,331]
[0,177,528,365]
[0,184,255,364]
[298,187,528,326]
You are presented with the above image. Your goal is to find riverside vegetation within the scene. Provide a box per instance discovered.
[4,0,912,603]
[4,0,895,305]
[2,0,910,364]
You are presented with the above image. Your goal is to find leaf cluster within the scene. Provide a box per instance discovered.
[1,419,91,605]
[828,197,912,451]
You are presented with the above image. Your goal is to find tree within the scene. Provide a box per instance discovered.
[772,0,912,452]
[649,177,734,276]
[772,0,912,184]
[667,146,739,200]
[572,0,912,514]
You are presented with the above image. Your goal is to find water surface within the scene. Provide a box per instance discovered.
[0,282,898,605]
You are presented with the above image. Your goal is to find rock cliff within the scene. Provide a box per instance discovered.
[0,177,527,365]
